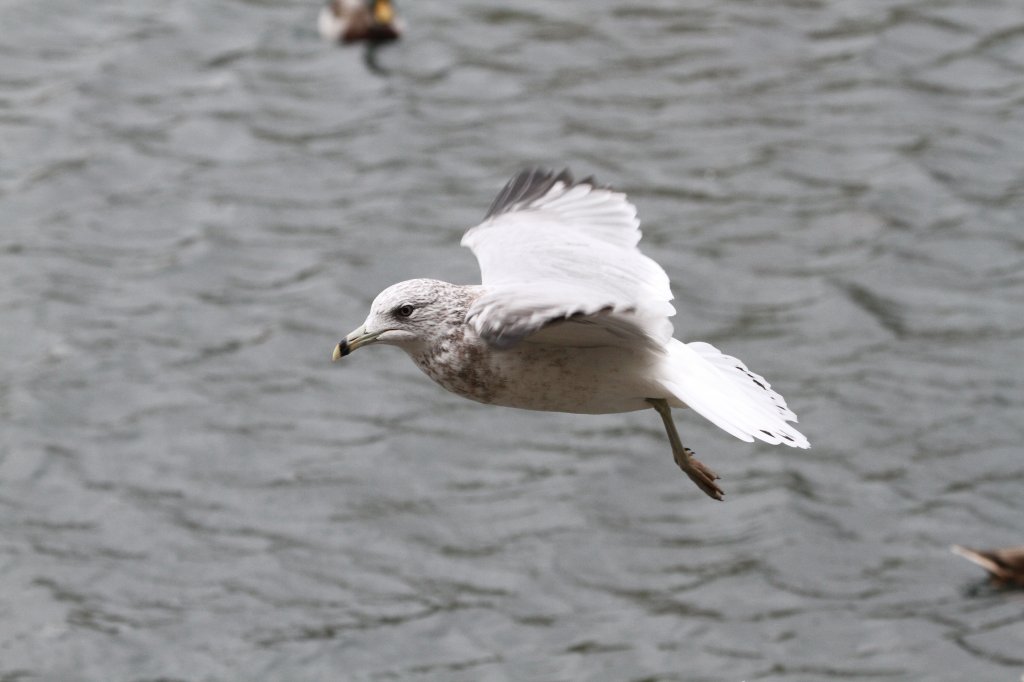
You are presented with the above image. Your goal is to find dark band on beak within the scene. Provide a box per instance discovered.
[333,327,381,361]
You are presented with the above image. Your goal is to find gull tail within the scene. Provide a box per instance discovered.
[657,339,810,448]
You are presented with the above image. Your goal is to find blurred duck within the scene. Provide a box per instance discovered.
[318,0,401,44]
[951,545,1024,587]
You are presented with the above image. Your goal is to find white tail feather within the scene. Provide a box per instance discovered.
[659,339,810,448]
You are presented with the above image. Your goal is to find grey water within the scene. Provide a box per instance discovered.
[2,0,1023,680]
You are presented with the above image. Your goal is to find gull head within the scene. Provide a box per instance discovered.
[333,279,472,360]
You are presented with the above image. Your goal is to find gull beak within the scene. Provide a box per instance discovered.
[373,0,395,25]
[332,327,382,361]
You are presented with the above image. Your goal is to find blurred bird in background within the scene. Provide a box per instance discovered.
[951,544,1024,587]
[318,0,401,44]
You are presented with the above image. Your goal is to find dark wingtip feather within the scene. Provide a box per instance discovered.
[486,167,611,220]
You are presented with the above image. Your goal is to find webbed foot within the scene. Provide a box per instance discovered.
[647,398,725,501]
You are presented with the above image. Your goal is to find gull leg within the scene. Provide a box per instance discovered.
[646,398,724,501]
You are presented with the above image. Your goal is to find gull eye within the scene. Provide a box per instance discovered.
[394,304,415,318]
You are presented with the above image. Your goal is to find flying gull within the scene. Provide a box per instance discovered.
[333,169,810,500]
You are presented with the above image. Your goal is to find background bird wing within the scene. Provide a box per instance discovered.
[461,168,674,349]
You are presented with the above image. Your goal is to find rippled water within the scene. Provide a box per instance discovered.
[3,0,1024,679]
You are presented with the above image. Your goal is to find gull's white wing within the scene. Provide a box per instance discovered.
[461,169,675,349]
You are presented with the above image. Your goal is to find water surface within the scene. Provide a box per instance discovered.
[2,0,1023,679]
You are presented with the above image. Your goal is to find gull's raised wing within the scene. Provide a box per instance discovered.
[461,169,675,349]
